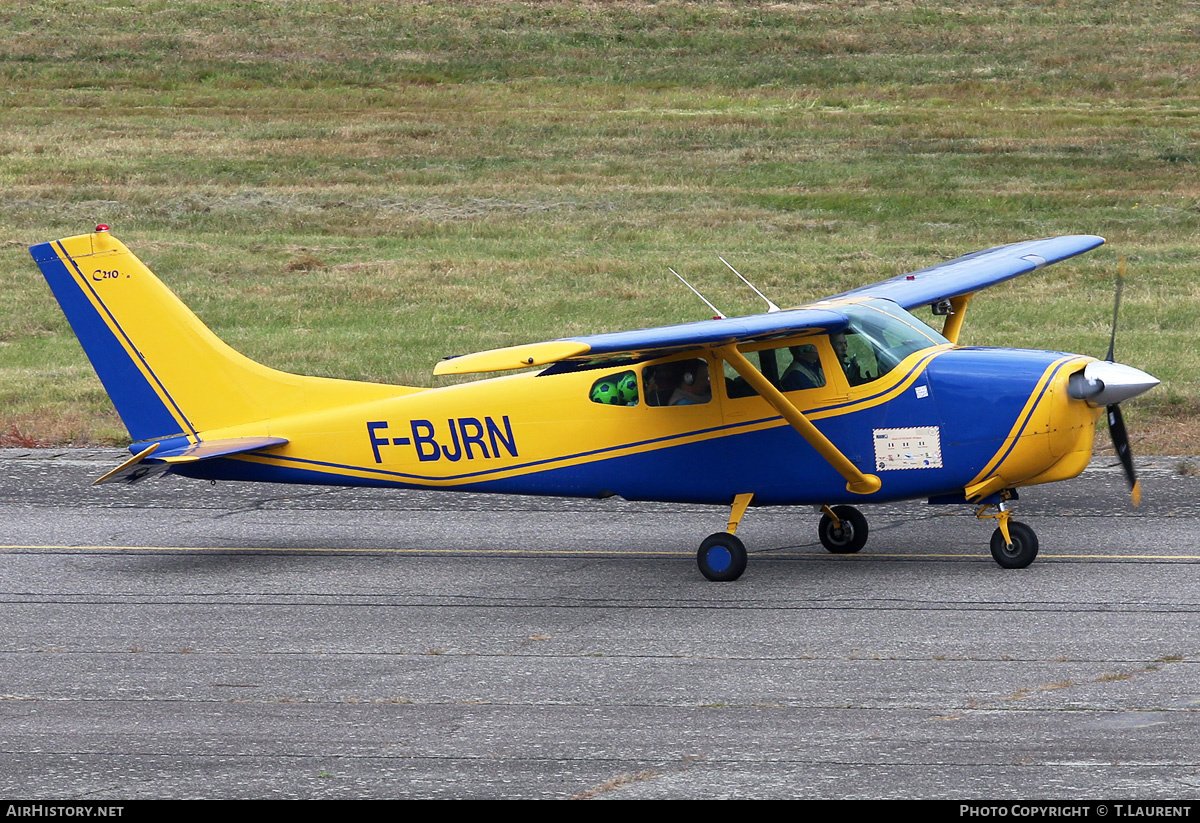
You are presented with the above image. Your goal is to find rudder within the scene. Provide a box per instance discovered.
[31,228,412,444]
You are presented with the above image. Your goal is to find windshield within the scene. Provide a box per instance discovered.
[835,299,947,384]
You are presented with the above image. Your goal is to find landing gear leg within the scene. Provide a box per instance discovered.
[976,499,1039,569]
[697,493,753,582]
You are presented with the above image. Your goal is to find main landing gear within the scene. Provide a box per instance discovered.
[695,494,1041,581]
[695,495,875,582]
[696,532,748,582]
[817,505,869,554]
[697,492,753,582]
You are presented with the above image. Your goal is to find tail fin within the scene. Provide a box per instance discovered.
[31,228,413,444]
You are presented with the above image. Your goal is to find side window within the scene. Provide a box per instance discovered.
[723,350,768,398]
[722,342,827,398]
[778,343,827,391]
[589,370,640,407]
[833,301,947,386]
[644,359,712,407]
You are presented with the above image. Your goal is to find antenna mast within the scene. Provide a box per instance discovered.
[719,256,780,313]
[668,267,726,319]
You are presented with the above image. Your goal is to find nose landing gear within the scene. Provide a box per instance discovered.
[977,500,1039,568]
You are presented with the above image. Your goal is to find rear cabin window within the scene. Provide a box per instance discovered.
[643,359,712,406]
[589,370,640,406]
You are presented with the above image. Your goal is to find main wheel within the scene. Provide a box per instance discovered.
[818,505,869,554]
[990,521,1038,569]
[697,532,748,582]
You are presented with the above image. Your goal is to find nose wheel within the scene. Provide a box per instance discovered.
[977,501,1039,568]
[989,520,1038,568]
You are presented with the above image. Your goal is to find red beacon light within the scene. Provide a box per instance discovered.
[95,224,110,232]
[906,274,916,280]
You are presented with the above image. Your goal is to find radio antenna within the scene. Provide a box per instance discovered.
[669,267,726,319]
[719,256,780,313]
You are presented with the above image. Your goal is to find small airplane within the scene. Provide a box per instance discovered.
[30,227,1158,581]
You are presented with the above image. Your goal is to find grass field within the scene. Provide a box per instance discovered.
[2,0,1198,452]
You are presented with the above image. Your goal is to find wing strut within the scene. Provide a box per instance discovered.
[940,293,974,345]
[715,345,882,495]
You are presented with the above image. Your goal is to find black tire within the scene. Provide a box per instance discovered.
[697,532,748,582]
[990,521,1038,569]
[818,505,869,554]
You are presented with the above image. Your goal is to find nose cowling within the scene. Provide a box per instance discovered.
[1067,360,1159,407]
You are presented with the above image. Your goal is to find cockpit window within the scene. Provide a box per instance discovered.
[836,300,948,385]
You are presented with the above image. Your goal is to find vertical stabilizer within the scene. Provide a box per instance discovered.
[31,229,412,443]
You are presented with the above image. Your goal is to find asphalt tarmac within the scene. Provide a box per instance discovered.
[1,448,1198,799]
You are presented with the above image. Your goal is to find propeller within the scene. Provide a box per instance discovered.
[1107,402,1140,507]
[1104,257,1124,363]
[1105,258,1139,506]
[1067,257,1157,506]
[1098,258,1147,506]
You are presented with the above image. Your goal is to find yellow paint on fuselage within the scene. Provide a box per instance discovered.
[223,357,733,485]
[51,230,1105,503]
[223,339,957,490]
[964,354,1102,500]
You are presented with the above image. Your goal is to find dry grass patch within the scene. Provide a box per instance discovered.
[3,1,1199,446]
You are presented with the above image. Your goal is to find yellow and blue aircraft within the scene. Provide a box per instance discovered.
[30,228,1158,581]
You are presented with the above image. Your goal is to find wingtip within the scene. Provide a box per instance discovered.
[433,340,592,375]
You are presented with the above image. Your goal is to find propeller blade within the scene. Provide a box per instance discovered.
[1105,256,1125,362]
[1107,403,1141,507]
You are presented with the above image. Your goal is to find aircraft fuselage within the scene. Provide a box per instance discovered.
[171,341,1101,508]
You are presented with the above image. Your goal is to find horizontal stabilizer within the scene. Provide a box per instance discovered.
[92,444,169,485]
[152,436,289,463]
[93,436,288,485]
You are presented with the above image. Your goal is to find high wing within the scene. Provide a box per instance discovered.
[434,307,849,375]
[824,235,1104,310]
[434,235,1104,376]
